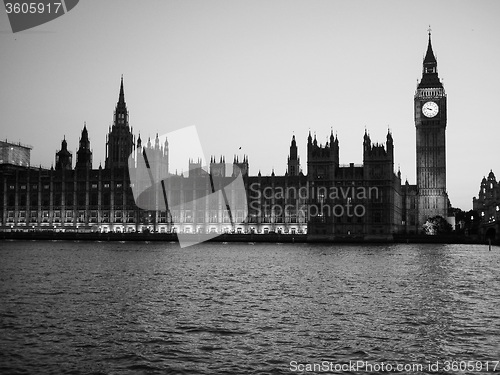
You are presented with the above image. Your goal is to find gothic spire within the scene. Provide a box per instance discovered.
[76,123,92,170]
[418,29,442,88]
[423,29,437,66]
[387,128,393,142]
[56,137,72,170]
[118,75,125,105]
[79,123,90,147]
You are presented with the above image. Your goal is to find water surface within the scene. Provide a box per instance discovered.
[1,241,499,374]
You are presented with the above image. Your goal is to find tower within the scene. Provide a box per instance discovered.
[363,129,398,234]
[105,76,134,169]
[55,137,72,170]
[307,130,339,233]
[142,133,169,180]
[287,135,300,176]
[415,30,448,226]
[75,123,92,170]
[307,130,338,182]
[188,158,203,177]
[363,129,394,175]
[232,155,249,177]
[210,156,226,177]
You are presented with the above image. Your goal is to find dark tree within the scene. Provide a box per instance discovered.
[423,215,453,235]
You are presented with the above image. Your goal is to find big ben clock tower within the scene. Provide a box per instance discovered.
[415,30,448,226]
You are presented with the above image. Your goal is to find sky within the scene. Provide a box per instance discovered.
[1,0,499,211]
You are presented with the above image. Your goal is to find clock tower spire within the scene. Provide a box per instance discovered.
[414,30,448,227]
[419,28,442,89]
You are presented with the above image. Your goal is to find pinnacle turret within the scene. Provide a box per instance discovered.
[76,123,92,170]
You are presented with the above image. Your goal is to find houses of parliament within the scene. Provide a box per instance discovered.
[0,33,453,238]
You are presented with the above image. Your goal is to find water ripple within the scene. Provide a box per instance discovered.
[1,241,499,374]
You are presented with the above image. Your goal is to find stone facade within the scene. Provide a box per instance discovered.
[1,34,455,238]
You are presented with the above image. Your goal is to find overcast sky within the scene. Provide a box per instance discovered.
[1,0,499,210]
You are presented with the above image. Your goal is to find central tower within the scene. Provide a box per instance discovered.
[414,31,448,225]
[105,76,134,169]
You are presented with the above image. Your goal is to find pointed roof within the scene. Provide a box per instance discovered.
[80,123,89,139]
[423,32,437,65]
[386,128,393,142]
[418,31,443,89]
[79,123,90,149]
[57,137,71,157]
[364,128,370,142]
[118,75,125,105]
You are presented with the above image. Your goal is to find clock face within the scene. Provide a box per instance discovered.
[422,101,439,118]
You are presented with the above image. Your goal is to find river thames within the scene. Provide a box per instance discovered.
[1,241,499,374]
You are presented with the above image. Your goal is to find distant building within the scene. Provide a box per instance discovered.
[473,170,499,241]
[0,140,31,167]
[105,77,134,170]
[55,137,72,171]
[304,129,402,239]
[0,79,404,237]
[1,33,456,237]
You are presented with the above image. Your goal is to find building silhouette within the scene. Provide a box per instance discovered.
[75,124,92,171]
[105,76,134,170]
[0,33,453,237]
[473,171,499,241]
[55,137,72,171]
[401,31,451,234]
[414,31,449,227]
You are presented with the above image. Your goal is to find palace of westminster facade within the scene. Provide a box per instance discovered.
[0,34,453,238]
